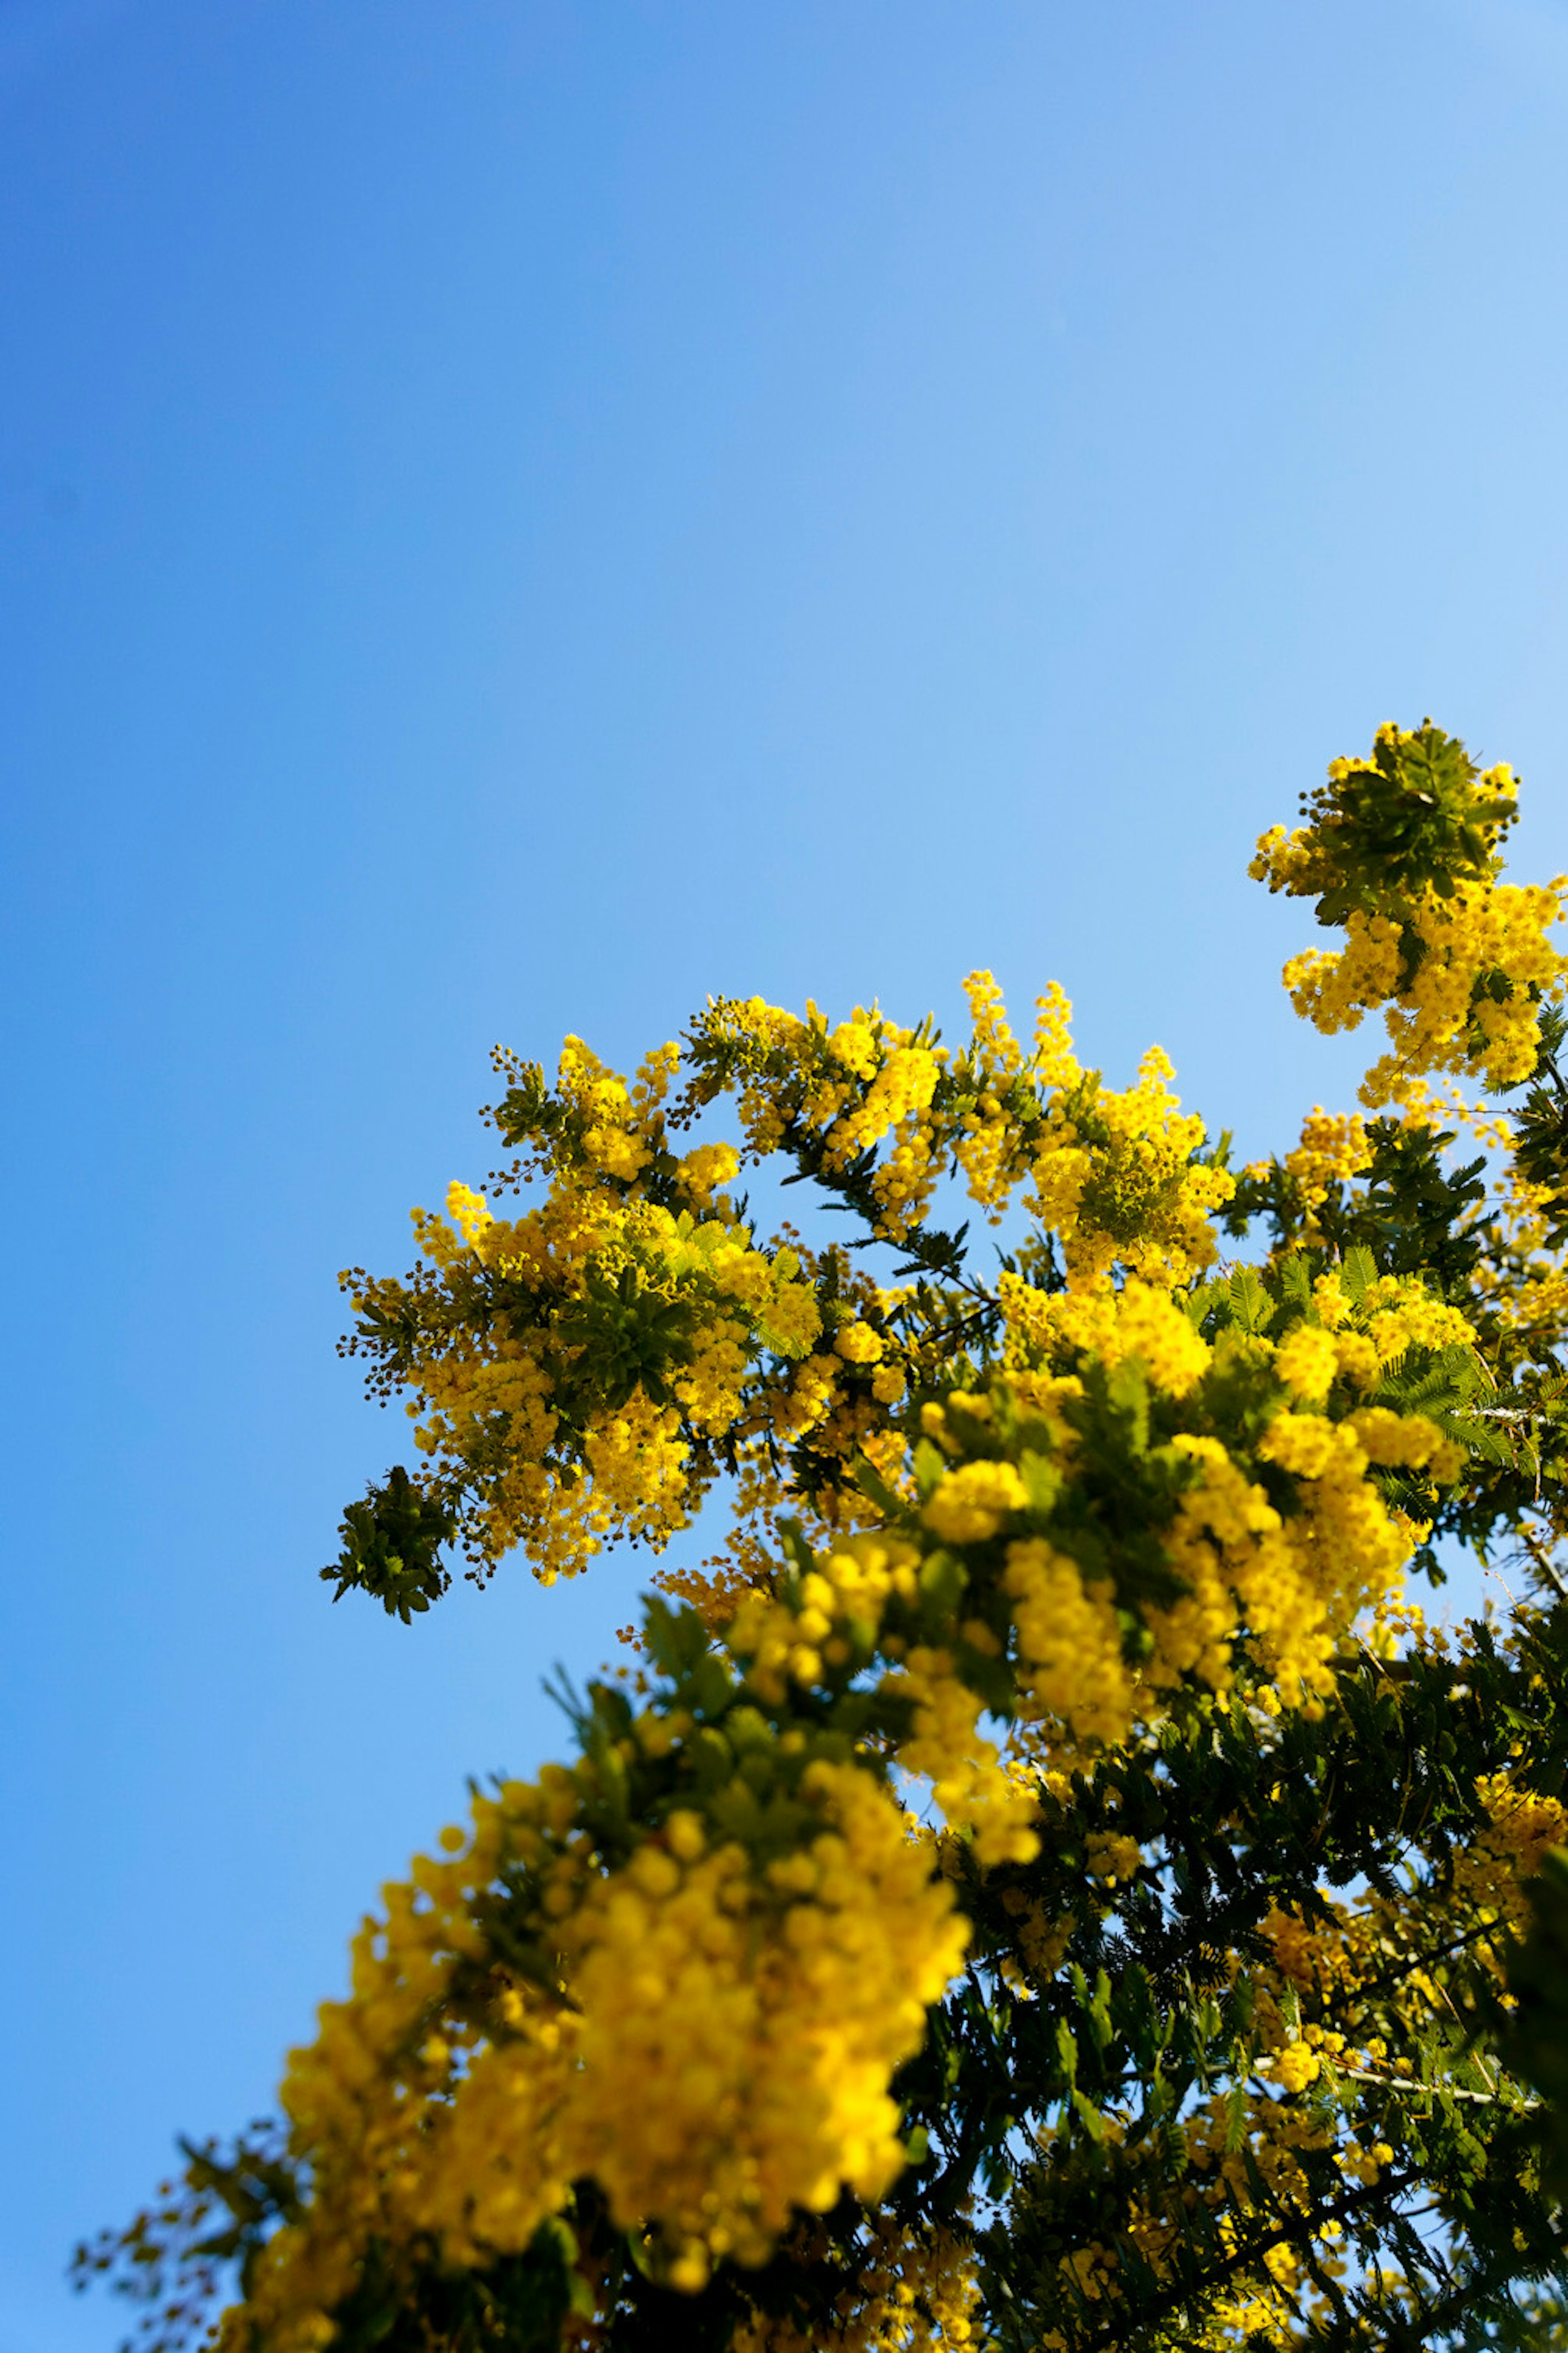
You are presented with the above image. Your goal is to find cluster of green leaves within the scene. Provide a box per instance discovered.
[1504,1847,1568,2221]
[1227,1117,1493,1292]
[550,1263,699,1414]
[1272,720,1519,929]
[323,1464,457,1620]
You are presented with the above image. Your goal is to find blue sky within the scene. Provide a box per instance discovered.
[5,2,1568,2344]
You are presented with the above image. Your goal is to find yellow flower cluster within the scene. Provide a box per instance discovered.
[1277,1104,1373,1214]
[948,972,1033,1220]
[690,976,1232,1279]
[1254,792,1567,1112]
[1003,1537,1134,1748]
[1083,1828,1142,1884]
[982,1272,1468,1722]
[559,1760,967,2288]
[1267,1268,1477,1433]
[220,1748,969,2342]
[342,960,1253,1623]
[1058,1998,1409,2347]
[999,1273,1211,1397]
[724,1296,1454,1817]
[1033,1045,1234,1288]
[1151,1404,1452,1711]
[721,1537,1032,1864]
[1251,1759,1566,2070]
[727,1535,922,1702]
[1448,1770,1568,1949]
[1372,881,1564,1108]
[556,1034,657,1181]
[383,1177,826,1582]
[225,1780,575,2353]
[1272,1321,1339,1401]
[884,1643,1041,1867]
[700,996,947,1240]
[1038,2001,1414,2351]
[922,1458,1030,1545]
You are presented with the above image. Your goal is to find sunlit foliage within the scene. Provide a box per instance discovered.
[80,723,1568,2351]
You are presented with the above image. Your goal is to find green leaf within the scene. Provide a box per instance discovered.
[1342,1242,1379,1304]
[1227,1265,1277,1335]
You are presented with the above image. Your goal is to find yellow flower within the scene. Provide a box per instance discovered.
[833,1319,885,1365]
[923,1459,1029,1544]
[1274,1325,1337,1403]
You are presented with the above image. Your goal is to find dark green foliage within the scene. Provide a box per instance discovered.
[321,2221,588,2353]
[1507,1852,1568,2204]
[322,1464,456,1620]
[1319,1119,1491,1290]
[1225,1117,1493,1293]
[1291,721,1518,927]
[932,1623,1568,2353]
[551,1263,698,1414]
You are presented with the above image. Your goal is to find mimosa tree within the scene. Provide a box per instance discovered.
[82,724,1568,2351]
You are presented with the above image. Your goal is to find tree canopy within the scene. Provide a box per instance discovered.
[81,722,1568,2351]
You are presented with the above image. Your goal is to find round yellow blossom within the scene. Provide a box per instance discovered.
[1265,2044,1323,2094]
[834,1319,886,1366]
[1274,1324,1338,1403]
[923,1459,1030,1545]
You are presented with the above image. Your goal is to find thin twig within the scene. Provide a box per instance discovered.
[1520,1527,1568,1604]
[1335,2064,1536,2111]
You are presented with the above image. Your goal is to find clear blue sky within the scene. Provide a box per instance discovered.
[5,2,1568,2344]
